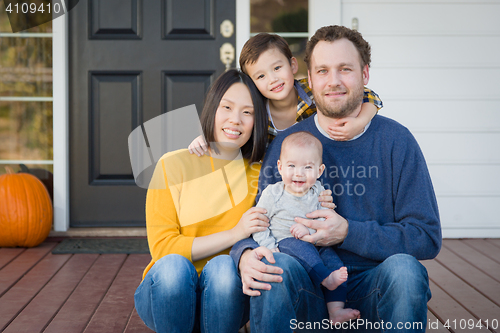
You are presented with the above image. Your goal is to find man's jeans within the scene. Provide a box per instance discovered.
[250,253,431,333]
[134,254,249,333]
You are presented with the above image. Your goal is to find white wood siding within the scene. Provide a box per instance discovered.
[342,0,500,237]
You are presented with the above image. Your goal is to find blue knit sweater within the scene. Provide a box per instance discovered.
[230,115,441,267]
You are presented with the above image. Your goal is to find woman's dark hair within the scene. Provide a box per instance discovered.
[200,69,268,163]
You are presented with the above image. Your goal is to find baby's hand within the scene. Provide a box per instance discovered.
[290,223,310,239]
[271,248,280,253]
[188,135,208,156]
[327,117,364,141]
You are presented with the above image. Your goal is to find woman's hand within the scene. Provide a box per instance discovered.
[232,207,269,241]
[188,135,208,156]
[318,189,337,210]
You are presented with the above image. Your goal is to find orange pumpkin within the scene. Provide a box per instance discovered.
[0,167,53,247]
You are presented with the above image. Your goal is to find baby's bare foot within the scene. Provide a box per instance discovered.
[322,267,348,291]
[329,308,361,324]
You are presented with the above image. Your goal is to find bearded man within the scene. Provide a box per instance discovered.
[230,25,442,333]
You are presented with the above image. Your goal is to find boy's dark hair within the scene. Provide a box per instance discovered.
[304,25,371,69]
[200,69,268,163]
[239,33,293,74]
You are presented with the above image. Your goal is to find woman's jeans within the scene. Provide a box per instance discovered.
[134,254,249,333]
[250,253,431,333]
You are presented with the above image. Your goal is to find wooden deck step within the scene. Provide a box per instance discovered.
[424,259,499,332]
[123,308,151,333]
[0,251,71,331]
[0,239,498,332]
[83,254,151,333]
[0,247,25,270]
[3,254,98,333]
[0,242,56,297]
[487,239,500,248]
[427,280,480,333]
[435,246,500,307]
[462,239,500,264]
[444,240,500,283]
[427,310,451,333]
[44,254,128,333]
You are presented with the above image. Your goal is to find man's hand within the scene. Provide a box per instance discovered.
[295,209,348,246]
[239,247,284,296]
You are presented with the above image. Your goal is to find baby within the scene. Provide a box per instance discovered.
[253,131,360,324]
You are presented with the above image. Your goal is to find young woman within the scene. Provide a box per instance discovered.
[134,69,270,332]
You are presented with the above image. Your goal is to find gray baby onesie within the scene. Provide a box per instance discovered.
[252,180,328,249]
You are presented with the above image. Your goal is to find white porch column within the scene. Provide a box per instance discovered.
[236,0,250,66]
[52,13,69,231]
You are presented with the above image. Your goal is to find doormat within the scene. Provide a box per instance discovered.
[52,238,149,254]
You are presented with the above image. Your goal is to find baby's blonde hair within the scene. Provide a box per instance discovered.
[280,131,323,162]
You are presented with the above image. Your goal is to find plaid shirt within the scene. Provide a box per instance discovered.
[267,78,383,145]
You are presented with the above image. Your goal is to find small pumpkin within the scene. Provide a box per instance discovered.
[0,167,53,247]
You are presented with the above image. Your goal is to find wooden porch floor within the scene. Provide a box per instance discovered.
[0,239,499,332]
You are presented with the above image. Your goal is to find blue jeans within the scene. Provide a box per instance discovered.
[278,237,346,302]
[134,254,249,333]
[250,253,431,333]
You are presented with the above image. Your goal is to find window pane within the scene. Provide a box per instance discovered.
[0,1,52,33]
[288,37,308,78]
[0,101,53,160]
[0,37,52,97]
[0,163,53,200]
[0,163,53,175]
[251,0,308,33]
[0,1,11,32]
[251,0,308,78]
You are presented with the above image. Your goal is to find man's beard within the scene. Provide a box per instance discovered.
[313,81,365,119]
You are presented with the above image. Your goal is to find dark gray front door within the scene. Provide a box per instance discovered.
[69,0,236,227]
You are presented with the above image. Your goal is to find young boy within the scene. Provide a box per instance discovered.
[252,131,360,324]
[188,33,382,155]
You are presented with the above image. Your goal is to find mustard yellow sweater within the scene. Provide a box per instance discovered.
[143,149,261,279]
